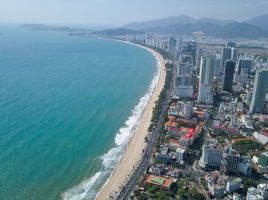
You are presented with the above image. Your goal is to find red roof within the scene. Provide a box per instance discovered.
[169,139,180,145]
[165,116,178,128]
[146,175,173,189]
[181,128,196,140]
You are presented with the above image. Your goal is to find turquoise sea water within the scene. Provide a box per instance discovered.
[0,25,156,200]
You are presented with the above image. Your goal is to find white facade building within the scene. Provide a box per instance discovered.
[199,140,223,169]
[254,132,268,145]
[175,147,186,162]
[183,102,193,119]
[247,183,268,200]
[198,56,215,104]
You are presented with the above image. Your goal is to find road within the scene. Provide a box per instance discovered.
[116,60,175,200]
[116,59,210,200]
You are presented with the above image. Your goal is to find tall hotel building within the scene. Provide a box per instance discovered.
[198,56,215,104]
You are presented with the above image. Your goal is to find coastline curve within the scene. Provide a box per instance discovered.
[62,39,165,200]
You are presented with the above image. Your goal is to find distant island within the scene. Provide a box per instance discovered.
[92,28,144,36]
[21,14,268,39]
[21,24,93,33]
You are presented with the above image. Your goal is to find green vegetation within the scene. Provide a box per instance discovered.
[240,177,259,195]
[233,140,265,155]
[133,180,205,200]
[175,180,205,200]
[151,62,173,124]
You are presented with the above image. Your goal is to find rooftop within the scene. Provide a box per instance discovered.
[169,139,180,145]
[181,128,197,140]
[146,175,173,189]
[165,116,178,128]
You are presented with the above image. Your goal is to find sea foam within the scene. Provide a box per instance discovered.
[62,51,161,200]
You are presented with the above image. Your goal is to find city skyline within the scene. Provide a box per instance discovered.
[1,0,268,26]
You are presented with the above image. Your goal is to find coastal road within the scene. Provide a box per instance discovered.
[116,56,175,200]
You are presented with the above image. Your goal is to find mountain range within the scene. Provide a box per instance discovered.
[121,14,268,39]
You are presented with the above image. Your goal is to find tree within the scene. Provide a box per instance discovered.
[177,188,186,196]
[155,191,169,200]
[192,192,205,200]
[147,185,160,193]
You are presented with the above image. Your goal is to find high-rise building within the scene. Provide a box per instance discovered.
[196,48,203,69]
[221,47,232,67]
[221,47,237,67]
[181,41,197,65]
[223,60,236,92]
[168,36,176,52]
[198,56,215,104]
[175,37,182,52]
[250,70,268,113]
[214,58,222,77]
[238,58,253,74]
[246,89,253,105]
[177,62,193,76]
[226,42,236,48]
[231,48,238,62]
[175,75,195,98]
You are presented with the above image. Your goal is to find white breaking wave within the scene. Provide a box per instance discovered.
[62,52,161,200]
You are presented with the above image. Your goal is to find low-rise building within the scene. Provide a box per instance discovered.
[223,147,252,176]
[199,140,223,169]
[165,116,178,130]
[150,164,165,176]
[246,183,268,200]
[168,139,181,151]
[259,152,268,171]
[182,102,193,119]
[253,131,268,145]
[180,128,198,146]
[145,175,173,190]
[211,125,240,135]
[205,171,227,198]
[175,147,186,162]
[168,127,181,137]
[226,177,241,193]
[233,193,242,200]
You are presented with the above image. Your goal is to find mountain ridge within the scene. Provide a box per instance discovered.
[122,14,268,39]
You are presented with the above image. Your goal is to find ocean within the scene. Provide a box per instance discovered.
[0,25,157,200]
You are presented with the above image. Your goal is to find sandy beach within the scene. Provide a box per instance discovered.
[96,43,166,200]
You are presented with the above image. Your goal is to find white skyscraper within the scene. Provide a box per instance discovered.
[198,56,215,104]
[175,37,182,52]
[250,70,268,113]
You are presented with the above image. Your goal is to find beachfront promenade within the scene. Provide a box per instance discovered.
[96,43,167,200]
[116,56,175,200]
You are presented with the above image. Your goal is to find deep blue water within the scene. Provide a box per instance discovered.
[0,25,156,200]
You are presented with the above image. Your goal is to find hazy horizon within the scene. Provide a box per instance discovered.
[0,0,268,27]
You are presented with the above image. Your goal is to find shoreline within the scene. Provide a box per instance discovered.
[96,40,166,200]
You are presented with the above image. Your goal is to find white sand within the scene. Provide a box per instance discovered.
[96,43,166,200]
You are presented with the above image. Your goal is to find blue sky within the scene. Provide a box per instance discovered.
[0,0,268,26]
